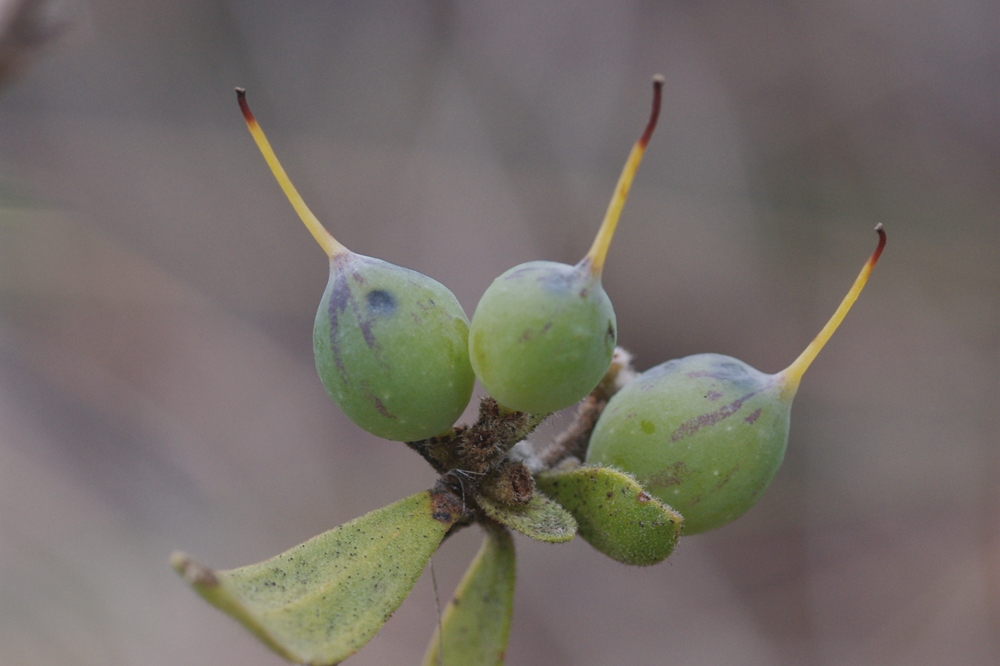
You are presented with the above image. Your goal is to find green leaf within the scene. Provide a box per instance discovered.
[172,489,463,665]
[422,526,516,666]
[536,466,682,566]
[476,492,576,543]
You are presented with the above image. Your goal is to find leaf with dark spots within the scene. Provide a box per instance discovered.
[420,526,515,666]
[172,491,458,666]
[537,466,682,566]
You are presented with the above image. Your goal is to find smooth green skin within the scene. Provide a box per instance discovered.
[536,466,683,566]
[314,253,475,441]
[172,490,461,666]
[586,353,791,535]
[421,526,516,666]
[469,261,616,414]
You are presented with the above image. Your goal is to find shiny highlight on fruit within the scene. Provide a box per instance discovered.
[586,225,886,534]
[237,89,474,441]
[468,76,664,415]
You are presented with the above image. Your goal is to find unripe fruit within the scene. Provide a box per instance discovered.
[237,89,474,441]
[468,76,664,415]
[586,226,886,534]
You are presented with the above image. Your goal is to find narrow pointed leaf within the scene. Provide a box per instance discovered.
[476,492,576,543]
[172,489,463,665]
[422,526,516,666]
[536,466,682,566]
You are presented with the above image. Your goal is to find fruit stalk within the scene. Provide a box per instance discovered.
[584,74,664,277]
[585,225,887,534]
[780,223,886,398]
[468,76,665,415]
[236,88,346,258]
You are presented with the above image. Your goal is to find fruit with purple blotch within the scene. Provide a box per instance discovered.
[237,89,474,442]
[468,76,664,415]
[586,226,886,534]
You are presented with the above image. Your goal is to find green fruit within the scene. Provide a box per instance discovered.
[313,254,474,441]
[469,76,664,414]
[237,89,474,441]
[587,225,886,534]
[469,260,616,414]
[587,353,787,535]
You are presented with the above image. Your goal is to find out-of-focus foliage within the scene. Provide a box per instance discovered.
[0,0,75,86]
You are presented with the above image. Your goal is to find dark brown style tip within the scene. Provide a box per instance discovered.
[639,76,664,149]
[871,224,887,265]
[235,87,254,124]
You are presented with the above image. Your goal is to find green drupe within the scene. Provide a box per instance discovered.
[238,89,474,441]
[469,76,663,414]
[588,226,886,533]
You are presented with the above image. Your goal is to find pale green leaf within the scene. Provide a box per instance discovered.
[536,466,682,566]
[422,526,516,666]
[476,492,576,543]
[172,489,462,665]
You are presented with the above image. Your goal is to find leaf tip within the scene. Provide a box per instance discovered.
[171,551,219,589]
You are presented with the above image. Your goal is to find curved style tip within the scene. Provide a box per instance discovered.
[235,87,256,126]
[236,89,346,258]
[780,225,887,396]
[872,223,886,262]
[584,77,664,277]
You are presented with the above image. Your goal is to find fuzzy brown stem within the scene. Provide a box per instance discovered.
[408,397,547,513]
[455,398,546,476]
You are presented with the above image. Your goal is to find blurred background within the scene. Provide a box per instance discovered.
[0,1,997,664]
